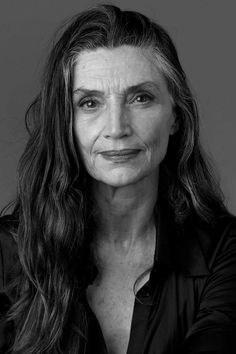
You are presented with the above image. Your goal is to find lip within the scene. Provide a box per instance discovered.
[100,149,141,157]
[99,149,141,162]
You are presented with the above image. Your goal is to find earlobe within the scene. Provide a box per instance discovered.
[170,117,179,135]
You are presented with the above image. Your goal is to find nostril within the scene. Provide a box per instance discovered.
[104,120,132,139]
[104,127,131,139]
[103,104,132,138]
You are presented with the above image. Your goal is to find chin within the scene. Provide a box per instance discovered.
[96,170,146,187]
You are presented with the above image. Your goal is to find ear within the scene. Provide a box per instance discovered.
[169,113,179,135]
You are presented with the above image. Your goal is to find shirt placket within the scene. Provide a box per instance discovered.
[126,268,157,354]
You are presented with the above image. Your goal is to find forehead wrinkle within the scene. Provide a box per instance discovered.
[74,79,125,98]
[75,60,133,92]
[101,77,130,96]
[73,46,169,96]
[73,81,163,100]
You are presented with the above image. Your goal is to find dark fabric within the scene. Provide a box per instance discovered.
[1,204,236,353]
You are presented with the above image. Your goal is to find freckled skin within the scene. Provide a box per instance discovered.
[73,45,176,188]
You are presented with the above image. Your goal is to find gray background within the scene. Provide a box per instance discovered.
[0,0,235,214]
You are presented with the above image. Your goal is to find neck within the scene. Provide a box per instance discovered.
[91,171,159,253]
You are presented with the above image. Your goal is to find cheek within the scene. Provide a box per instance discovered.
[73,119,104,179]
[143,120,170,146]
[74,118,94,155]
[73,123,93,176]
[142,119,172,162]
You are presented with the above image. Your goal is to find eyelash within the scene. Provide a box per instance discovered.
[131,93,154,104]
[79,99,98,109]
[78,93,154,110]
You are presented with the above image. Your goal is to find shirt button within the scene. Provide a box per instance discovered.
[139,286,151,298]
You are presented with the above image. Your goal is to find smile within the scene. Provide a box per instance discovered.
[100,149,141,162]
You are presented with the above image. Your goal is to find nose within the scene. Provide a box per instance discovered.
[103,101,132,139]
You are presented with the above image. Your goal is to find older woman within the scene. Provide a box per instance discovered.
[0,4,236,354]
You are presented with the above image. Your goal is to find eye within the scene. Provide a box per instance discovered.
[132,93,154,104]
[78,98,99,110]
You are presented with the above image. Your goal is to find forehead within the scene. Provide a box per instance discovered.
[73,45,168,93]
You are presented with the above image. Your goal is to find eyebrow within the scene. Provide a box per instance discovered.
[73,81,161,96]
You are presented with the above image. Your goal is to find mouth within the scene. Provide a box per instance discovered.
[99,149,141,162]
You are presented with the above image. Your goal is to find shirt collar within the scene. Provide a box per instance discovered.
[153,197,212,277]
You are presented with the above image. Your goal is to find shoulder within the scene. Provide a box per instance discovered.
[212,214,236,266]
[197,214,236,273]
[213,214,236,256]
[0,214,18,290]
[218,214,236,244]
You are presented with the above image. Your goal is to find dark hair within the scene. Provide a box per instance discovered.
[3,3,229,353]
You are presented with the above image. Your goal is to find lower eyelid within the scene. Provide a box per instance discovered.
[131,94,154,103]
[77,95,155,110]
[79,100,99,108]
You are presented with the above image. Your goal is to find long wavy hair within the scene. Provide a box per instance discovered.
[3,3,229,353]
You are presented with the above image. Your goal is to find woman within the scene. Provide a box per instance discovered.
[0,4,236,354]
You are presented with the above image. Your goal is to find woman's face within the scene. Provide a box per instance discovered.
[73,45,176,187]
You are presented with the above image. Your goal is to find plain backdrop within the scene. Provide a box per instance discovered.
[0,0,235,214]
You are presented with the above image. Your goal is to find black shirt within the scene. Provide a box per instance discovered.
[1,203,236,353]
